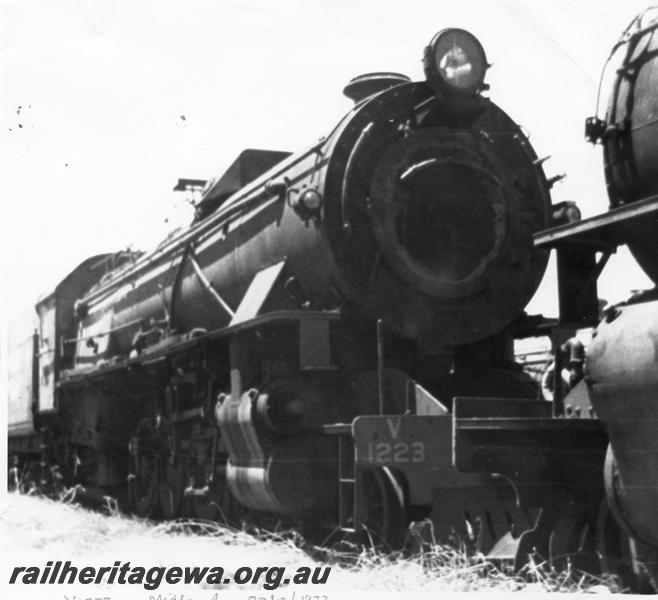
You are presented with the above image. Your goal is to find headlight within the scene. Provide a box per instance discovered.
[423,28,488,94]
[289,186,324,218]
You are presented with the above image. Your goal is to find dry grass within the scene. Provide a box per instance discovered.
[0,493,620,593]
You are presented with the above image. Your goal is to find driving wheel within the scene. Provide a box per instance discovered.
[357,466,408,549]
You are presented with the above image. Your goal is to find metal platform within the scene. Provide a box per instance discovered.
[532,195,658,327]
[534,194,658,251]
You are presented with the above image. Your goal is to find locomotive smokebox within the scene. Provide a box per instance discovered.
[369,129,505,299]
[329,77,551,344]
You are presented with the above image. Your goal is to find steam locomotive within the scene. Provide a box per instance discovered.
[6,14,656,589]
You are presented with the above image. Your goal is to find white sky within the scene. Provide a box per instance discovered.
[1,0,655,346]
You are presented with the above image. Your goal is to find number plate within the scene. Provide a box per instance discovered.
[353,415,451,467]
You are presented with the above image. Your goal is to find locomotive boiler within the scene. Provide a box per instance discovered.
[9,26,593,567]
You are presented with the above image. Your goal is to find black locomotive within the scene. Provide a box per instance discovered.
[7,16,657,589]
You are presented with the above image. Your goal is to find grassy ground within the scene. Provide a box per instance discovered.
[0,493,619,593]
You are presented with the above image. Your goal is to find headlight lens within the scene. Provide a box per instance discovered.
[299,188,323,212]
[424,28,488,94]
